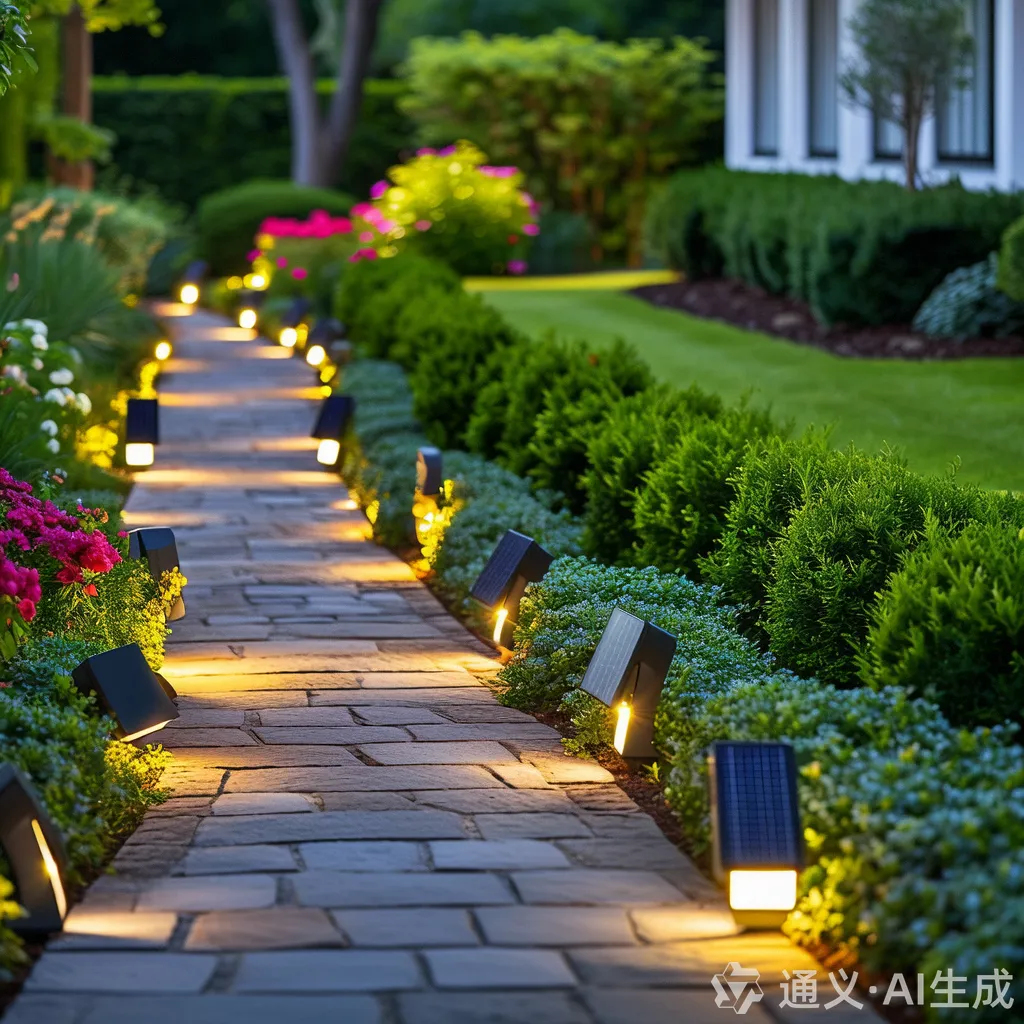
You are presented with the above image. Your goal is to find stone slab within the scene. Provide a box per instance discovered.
[332,908,478,948]
[223,764,503,793]
[475,906,637,947]
[299,840,427,872]
[430,840,571,871]
[185,907,342,951]
[293,871,515,908]
[424,948,576,989]
[24,952,218,993]
[212,792,316,815]
[512,870,687,906]
[233,950,421,992]
[476,814,594,840]
[50,911,178,951]
[255,726,409,744]
[178,844,298,875]
[360,742,519,765]
[136,874,278,911]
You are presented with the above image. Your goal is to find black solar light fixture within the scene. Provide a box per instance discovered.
[278,296,312,349]
[579,607,676,760]
[304,318,344,369]
[411,446,444,548]
[311,394,355,466]
[178,260,208,305]
[708,740,803,929]
[72,643,179,743]
[124,397,159,468]
[0,764,68,937]
[128,527,186,621]
[470,530,554,647]
[237,289,264,330]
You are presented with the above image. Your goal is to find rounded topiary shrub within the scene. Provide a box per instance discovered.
[196,179,354,276]
[632,404,778,579]
[998,214,1024,301]
[861,520,1024,728]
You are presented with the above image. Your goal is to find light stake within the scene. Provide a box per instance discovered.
[154,340,172,361]
[128,527,186,621]
[579,607,676,760]
[311,394,355,467]
[279,297,311,347]
[412,446,444,548]
[708,740,803,929]
[178,260,208,306]
[0,764,68,937]
[470,530,554,648]
[124,397,159,468]
[72,643,179,743]
[237,289,263,330]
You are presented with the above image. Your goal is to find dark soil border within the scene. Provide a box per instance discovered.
[632,278,1024,360]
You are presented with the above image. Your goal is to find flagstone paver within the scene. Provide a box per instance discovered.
[5,308,883,1023]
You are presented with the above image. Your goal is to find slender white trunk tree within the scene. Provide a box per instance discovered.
[266,0,385,188]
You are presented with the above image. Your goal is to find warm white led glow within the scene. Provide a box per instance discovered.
[179,283,199,305]
[238,308,258,330]
[250,273,267,289]
[31,819,66,920]
[125,443,155,467]
[280,327,298,348]
[613,701,631,754]
[306,344,326,367]
[154,341,172,361]
[728,869,798,912]
[121,719,173,744]
[493,607,509,644]
[317,438,341,465]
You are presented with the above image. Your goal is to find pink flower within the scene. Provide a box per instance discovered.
[331,218,353,235]
[416,148,437,157]
[56,564,84,585]
[82,584,98,597]
[291,267,308,280]
[507,260,527,275]
[351,202,373,218]
[377,218,396,234]
[370,180,389,200]
[276,256,289,268]
[523,223,540,236]
[439,145,457,157]
[15,598,35,621]
[414,220,432,232]
[348,248,378,263]
[117,530,128,538]
[359,231,375,243]
[247,249,261,262]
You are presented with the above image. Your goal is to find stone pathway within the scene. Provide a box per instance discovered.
[6,309,865,1024]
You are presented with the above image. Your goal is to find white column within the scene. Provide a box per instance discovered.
[836,0,870,180]
[997,0,1024,189]
[726,0,756,167]
[780,0,808,167]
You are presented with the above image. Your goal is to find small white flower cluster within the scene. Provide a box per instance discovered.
[42,386,90,413]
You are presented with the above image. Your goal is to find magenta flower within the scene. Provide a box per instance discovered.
[414,220,432,232]
[370,180,389,200]
[276,256,289,268]
[507,260,527,275]
[416,148,437,157]
[247,249,261,262]
[359,231,375,244]
[292,267,308,280]
[523,223,540,236]
[351,202,373,218]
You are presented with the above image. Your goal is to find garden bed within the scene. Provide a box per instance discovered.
[632,278,1024,360]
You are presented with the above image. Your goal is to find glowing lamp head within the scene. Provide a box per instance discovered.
[179,283,199,305]
[471,530,554,649]
[72,643,180,743]
[238,308,258,330]
[250,273,267,289]
[154,340,172,361]
[306,344,326,367]
[708,741,804,929]
[125,442,155,467]
[317,438,341,465]
[0,764,69,937]
[280,327,298,348]
[579,607,677,761]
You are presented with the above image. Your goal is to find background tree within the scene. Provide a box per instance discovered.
[0,3,35,96]
[265,0,385,187]
[841,0,972,192]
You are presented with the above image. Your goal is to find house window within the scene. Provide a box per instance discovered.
[808,0,839,157]
[937,0,994,163]
[873,116,903,161]
[754,0,780,156]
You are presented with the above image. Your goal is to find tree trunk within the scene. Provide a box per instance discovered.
[322,0,384,186]
[266,0,322,185]
[903,107,922,192]
[52,6,93,190]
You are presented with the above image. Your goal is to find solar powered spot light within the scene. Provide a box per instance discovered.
[305,344,327,368]
[412,446,444,548]
[308,318,344,347]
[124,397,159,468]
[708,741,803,929]
[580,607,676,761]
[0,764,68,937]
[279,297,312,348]
[154,340,172,361]
[72,643,179,743]
[311,394,355,467]
[178,260,208,306]
[237,289,264,330]
[128,527,186,621]
[470,530,553,647]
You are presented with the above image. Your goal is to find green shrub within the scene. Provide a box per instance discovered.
[649,168,1024,325]
[701,433,871,637]
[861,519,1024,727]
[93,76,411,211]
[632,404,779,578]
[525,340,653,513]
[196,179,355,276]
[402,30,722,265]
[764,458,1002,685]
[997,213,1024,301]
[408,293,522,448]
[581,385,724,565]
[913,254,1024,339]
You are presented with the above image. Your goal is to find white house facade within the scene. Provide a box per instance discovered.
[725,0,1024,191]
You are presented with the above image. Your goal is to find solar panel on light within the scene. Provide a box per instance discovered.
[470,530,553,608]
[127,528,185,622]
[125,398,159,445]
[312,394,355,440]
[416,447,443,496]
[580,608,647,708]
[308,318,345,346]
[72,643,179,743]
[281,296,312,328]
[182,260,209,284]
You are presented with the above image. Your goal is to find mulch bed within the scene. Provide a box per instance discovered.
[632,278,1024,360]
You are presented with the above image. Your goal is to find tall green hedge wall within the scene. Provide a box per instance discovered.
[92,76,412,210]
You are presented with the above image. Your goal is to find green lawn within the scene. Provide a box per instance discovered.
[480,288,1024,492]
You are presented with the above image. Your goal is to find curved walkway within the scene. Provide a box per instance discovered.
[6,308,851,1024]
